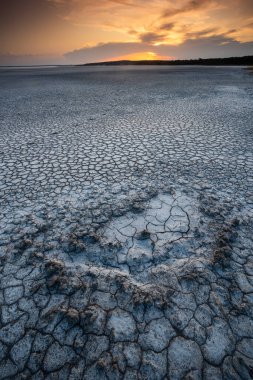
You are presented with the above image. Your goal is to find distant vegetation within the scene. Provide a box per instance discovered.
[81,55,253,66]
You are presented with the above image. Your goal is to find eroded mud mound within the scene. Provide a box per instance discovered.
[1,184,253,379]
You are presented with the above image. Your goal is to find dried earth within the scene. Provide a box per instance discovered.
[0,66,253,379]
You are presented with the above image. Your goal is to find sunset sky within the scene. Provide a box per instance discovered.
[1,0,253,65]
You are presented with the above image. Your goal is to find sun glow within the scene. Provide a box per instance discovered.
[109,51,173,61]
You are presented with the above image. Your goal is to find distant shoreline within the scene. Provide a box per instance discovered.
[1,56,253,68]
[80,55,253,66]
[0,65,68,68]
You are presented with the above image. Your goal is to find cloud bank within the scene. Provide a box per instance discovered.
[65,38,253,64]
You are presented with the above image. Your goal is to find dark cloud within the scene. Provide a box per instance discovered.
[133,22,175,44]
[65,42,145,63]
[184,28,228,40]
[139,32,166,43]
[163,0,211,18]
[173,36,253,58]
[185,28,217,37]
[65,37,253,64]
[159,22,175,31]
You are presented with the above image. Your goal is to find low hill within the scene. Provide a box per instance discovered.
[80,55,253,66]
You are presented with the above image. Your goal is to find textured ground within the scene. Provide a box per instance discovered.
[0,65,253,379]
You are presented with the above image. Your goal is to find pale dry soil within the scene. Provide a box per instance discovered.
[0,66,253,379]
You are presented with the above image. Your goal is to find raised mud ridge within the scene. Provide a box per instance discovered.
[0,182,253,379]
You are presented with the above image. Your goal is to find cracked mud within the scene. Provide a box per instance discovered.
[0,66,253,379]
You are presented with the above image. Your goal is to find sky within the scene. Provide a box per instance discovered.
[0,0,253,65]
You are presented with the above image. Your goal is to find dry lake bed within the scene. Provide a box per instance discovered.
[0,65,253,379]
